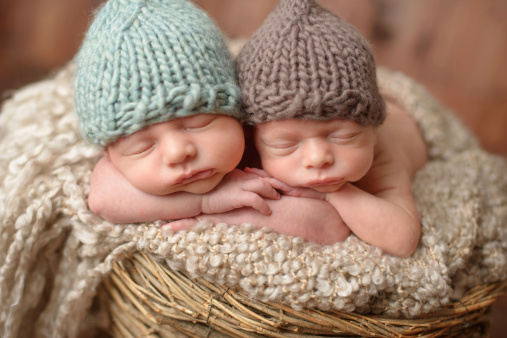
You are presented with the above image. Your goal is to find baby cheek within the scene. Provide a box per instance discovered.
[264,157,301,185]
[129,157,165,190]
[216,134,244,169]
[349,152,374,181]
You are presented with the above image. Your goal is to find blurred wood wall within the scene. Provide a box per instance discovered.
[0,1,506,336]
[1,0,506,158]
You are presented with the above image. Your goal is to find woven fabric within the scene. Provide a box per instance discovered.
[0,63,506,337]
[236,0,385,126]
[74,0,241,147]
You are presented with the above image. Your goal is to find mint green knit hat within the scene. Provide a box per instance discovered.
[74,0,241,147]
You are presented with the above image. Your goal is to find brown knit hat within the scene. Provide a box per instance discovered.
[237,0,386,126]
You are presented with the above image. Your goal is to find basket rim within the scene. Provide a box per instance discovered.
[101,253,507,337]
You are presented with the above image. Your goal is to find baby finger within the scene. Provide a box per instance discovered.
[242,178,280,200]
[240,193,272,215]
[244,167,271,178]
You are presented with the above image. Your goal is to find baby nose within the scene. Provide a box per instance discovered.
[161,135,197,165]
[302,139,334,169]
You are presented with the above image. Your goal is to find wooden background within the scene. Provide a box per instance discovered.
[0,0,506,335]
[1,0,506,157]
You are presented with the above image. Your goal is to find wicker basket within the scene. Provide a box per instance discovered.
[100,253,507,337]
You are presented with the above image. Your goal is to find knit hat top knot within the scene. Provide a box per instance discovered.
[237,0,386,126]
[74,0,241,147]
[277,0,314,16]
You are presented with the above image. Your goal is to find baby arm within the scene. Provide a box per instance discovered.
[327,100,426,257]
[326,178,420,257]
[169,195,351,245]
[254,166,421,256]
[88,156,279,223]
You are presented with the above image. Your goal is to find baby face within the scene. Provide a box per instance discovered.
[254,118,375,193]
[107,114,244,195]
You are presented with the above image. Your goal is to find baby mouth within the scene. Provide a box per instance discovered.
[175,169,214,185]
[307,178,344,187]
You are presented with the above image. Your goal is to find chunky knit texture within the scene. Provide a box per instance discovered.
[74,0,241,147]
[0,63,506,337]
[237,0,385,126]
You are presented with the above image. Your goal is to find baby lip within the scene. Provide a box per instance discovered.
[307,178,344,187]
[175,169,213,185]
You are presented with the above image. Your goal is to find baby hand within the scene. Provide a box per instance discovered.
[201,169,280,215]
[244,167,271,178]
[245,168,326,200]
[165,218,199,232]
[264,177,325,199]
[245,167,325,200]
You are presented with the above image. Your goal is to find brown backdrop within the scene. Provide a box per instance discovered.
[0,1,506,335]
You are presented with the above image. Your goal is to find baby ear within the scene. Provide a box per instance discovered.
[103,145,115,159]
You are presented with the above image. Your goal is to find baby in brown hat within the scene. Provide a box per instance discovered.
[232,0,427,257]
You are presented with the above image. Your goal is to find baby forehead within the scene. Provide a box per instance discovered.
[255,118,367,135]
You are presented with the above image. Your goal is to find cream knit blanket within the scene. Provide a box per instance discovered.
[1,64,506,338]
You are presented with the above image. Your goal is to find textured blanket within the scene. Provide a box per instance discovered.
[0,63,506,338]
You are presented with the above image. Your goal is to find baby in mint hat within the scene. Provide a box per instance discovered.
[76,0,282,222]
[77,0,341,234]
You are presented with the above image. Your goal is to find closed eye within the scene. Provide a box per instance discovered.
[261,139,299,155]
[260,136,299,149]
[329,131,360,143]
[124,142,156,156]
[270,141,298,149]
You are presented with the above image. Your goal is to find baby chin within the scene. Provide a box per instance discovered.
[307,180,347,193]
[178,172,224,194]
